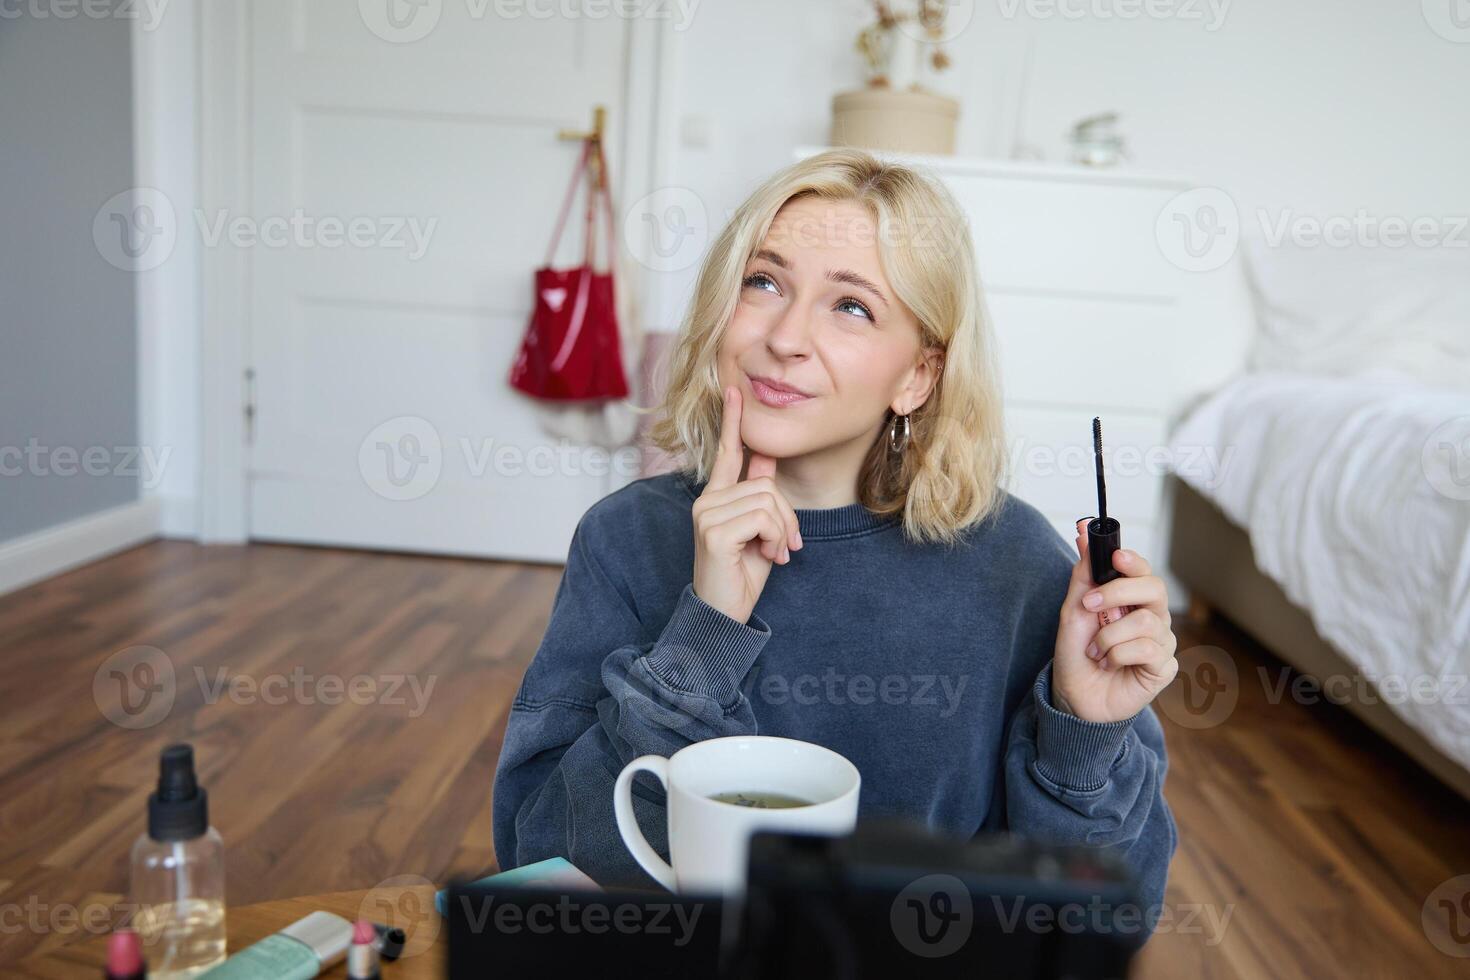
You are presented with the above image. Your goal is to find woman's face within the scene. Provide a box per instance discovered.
[717,196,940,461]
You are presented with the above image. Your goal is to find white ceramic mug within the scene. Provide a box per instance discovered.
[613,735,861,895]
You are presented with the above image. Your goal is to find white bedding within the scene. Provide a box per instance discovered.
[1168,372,1470,772]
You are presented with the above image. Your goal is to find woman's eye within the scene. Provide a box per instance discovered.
[741,273,871,322]
[742,272,778,293]
[837,297,874,322]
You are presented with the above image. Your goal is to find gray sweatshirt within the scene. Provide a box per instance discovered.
[492,469,1175,936]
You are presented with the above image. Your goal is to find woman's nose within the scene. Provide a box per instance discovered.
[765,306,811,358]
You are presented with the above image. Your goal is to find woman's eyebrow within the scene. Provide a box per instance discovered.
[826,268,889,310]
[753,248,790,269]
[752,249,889,310]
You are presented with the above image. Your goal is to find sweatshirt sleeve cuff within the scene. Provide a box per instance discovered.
[1032,661,1136,792]
[640,582,771,705]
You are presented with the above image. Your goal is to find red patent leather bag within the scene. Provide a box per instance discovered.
[507,137,630,401]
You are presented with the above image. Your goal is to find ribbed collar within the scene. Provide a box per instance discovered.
[677,470,899,540]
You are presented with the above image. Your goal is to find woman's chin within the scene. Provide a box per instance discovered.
[738,421,809,461]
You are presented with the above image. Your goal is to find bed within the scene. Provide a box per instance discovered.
[1164,239,1470,800]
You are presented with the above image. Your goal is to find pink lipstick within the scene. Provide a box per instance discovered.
[347,919,381,980]
[748,375,813,408]
[105,928,145,980]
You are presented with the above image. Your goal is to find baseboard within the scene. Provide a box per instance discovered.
[155,493,199,538]
[0,497,162,597]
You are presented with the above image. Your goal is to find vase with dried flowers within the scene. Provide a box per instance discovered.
[856,1,953,91]
[832,1,961,155]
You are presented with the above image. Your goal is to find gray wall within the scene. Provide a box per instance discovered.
[0,11,140,543]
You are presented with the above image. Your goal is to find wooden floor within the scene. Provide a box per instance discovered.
[2,540,1467,976]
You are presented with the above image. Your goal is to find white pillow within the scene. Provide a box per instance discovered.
[1242,236,1470,391]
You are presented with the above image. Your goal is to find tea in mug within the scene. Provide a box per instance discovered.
[707,790,813,810]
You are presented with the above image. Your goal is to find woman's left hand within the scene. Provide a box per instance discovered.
[1051,518,1179,723]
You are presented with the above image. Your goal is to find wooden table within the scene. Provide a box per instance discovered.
[16,886,444,979]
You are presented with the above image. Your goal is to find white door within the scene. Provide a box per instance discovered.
[245,0,630,562]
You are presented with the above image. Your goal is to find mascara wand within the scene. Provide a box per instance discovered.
[1093,416,1108,527]
[1087,416,1124,589]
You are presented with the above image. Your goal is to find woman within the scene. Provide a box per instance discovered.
[492,148,1178,933]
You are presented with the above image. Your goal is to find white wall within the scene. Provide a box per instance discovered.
[949,0,1470,220]
[643,0,1470,329]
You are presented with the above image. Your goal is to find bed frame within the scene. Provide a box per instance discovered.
[1167,476,1470,801]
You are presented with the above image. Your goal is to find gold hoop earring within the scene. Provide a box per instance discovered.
[889,413,910,454]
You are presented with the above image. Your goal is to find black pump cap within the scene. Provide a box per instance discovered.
[148,743,208,841]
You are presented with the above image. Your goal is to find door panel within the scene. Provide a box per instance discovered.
[247,0,629,561]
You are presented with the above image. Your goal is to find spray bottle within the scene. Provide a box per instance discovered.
[130,744,227,977]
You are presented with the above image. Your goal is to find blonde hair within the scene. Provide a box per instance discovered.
[644,147,1010,546]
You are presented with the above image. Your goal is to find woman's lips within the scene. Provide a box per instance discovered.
[749,377,814,408]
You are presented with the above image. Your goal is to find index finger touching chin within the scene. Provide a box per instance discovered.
[708,386,744,490]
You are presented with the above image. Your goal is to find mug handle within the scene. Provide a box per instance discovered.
[613,754,677,891]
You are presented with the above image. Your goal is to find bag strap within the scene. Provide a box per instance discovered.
[543,137,618,275]
[542,139,592,268]
[589,138,617,274]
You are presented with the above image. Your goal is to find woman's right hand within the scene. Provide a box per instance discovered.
[691,385,803,624]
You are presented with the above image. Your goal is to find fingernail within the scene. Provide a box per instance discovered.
[1117,550,1129,564]
[795,530,804,549]
[1083,592,1102,610]
[782,545,790,562]
[1086,642,1099,659]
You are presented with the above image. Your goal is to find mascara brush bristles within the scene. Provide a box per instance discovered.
[1092,416,1108,523]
